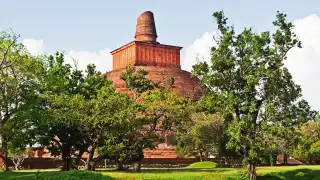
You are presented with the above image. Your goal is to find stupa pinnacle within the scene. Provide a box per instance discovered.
[135,11,158,42]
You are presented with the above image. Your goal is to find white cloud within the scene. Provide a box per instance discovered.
[66,49,112,73]
[22,38,112,73]
[23,39,45,56]
[181,32,217,72]
[183,14,320,111]
[285,14,320,111]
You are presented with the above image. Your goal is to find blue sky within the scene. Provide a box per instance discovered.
[1,0,320,110]
[1,0,319,52]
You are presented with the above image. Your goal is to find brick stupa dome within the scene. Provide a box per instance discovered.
[105,11,204,158]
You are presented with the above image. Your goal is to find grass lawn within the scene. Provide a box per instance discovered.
[0,165,320,179]
[185,161,217,169]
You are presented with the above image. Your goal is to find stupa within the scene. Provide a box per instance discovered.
[106,11,203,158]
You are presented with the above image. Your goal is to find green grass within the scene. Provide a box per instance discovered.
[185,161,217,169]
[0,165,320,179]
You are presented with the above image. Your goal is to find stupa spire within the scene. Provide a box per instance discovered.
[135,11,158,42]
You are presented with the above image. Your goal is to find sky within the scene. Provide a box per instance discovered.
[1,0,320,110]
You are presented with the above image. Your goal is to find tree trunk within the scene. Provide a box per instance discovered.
[80,159,88,169]
[74,149,86,167]
[199,151,203,162]
[247,163,256,180]
[12,158,24,171]
[3,140,9,171]
[270,154,274,166]
[116,162,124,171]
[62,156,72,171]
[87,146,96,171]
[133,161,141,172]
[13,161,19,171]
[308,155,313,164]
[61,147,72,171]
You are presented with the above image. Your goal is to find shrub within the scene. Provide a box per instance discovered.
[0,165,5,172]
[185,161,217,169]
[231,169,249,180]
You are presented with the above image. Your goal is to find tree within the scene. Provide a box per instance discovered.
[175,112,221,160]
[175,112,235,162]
[97,116,149,170]
[97,66,189,171]
[120,66,160,96]
[291,119,320,163]
[192,11,316,180]
[84,86,136,170]
[8,145,27,171]
[0,30,20,71]
[0,30,41,171]
[4,109,37,171]
[37,52,111,171]
[175,94,239,164]
[41,94,89,170]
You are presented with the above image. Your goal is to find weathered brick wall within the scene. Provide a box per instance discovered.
[111,41,182,71]
[135,42,181,68]
[112,42,136,70]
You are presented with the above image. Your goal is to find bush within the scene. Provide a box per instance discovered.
[0,165,5,172]
[185,161,217,169]
[37,170,112,180]
[231,169,249,180]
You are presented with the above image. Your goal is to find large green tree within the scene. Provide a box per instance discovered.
[37,52,111,171]
[192,11,316,180]
[98,66,190,171]
[0,31,41,171]
[175,112,234,162]
[84,86,136,170]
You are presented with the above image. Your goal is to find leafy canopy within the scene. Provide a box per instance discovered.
[192,11,316,166]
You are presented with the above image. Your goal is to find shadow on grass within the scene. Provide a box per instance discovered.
[0,172,42,180]
[258,168,320,180]
[0,171,115,180]
[96,168,234,173]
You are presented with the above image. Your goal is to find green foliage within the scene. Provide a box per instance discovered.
[231,169,249,180]
[140,88,190,133]
[98,125,146,167]
[258,168,320,180]
[192,11,316,178]
[0,165,5,172]
[120,66,160,94]
[89,86,138,169]
[291,119,320,161]
[0,30,43,170]
[99,66,189,169]
[36,52,113,170]
[175,112,231,159]
[310,141,320,156]
[185,161,217,169]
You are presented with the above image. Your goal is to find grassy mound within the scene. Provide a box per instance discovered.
[185,161,217,169]
[37,170,112,180]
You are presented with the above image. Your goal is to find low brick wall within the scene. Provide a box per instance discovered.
[14,157,243,169]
